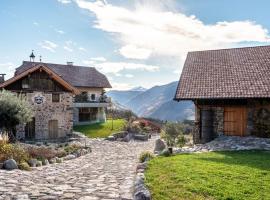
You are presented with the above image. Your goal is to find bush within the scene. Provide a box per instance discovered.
[27,146,58,160]
[0,143,29,163]
[18,161,31,171]
[0,132,9,145]
[162,122,186,148]
[139,151,154,163]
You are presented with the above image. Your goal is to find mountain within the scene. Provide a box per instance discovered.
[107,90,143,106]
[130,86,147,92]
[107,81,194,121]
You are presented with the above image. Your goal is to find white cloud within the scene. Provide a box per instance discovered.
[78,47,87,52]
[94,61,159,74]
[64,46,73,52]
[57,0,72,4]
[38,40,58,52]
[33,22,39,26]
[55,29,65,34]
[75,0,270,64]
[109,82,133,90]
[83,60,95,65]
[90,57,107,62]
[125,74,134,78]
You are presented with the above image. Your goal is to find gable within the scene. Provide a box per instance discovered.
[0,64,80,94]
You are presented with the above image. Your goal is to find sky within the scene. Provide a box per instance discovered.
[1,0,270,90]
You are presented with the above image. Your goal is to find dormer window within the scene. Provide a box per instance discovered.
[22,79,30,89]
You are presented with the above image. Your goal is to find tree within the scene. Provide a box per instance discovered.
[162,122,186,148]
[0,90,33,141]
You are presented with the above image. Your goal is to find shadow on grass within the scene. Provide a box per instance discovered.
[197,150,270,171]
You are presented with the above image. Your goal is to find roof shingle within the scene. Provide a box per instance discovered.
[15,61,112,88]
[175,45,270,100]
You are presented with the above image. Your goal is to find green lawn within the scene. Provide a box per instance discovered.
[145,151,270,200]
[73,119,126,138]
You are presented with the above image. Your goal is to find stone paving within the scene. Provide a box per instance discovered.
[0,137,156,200]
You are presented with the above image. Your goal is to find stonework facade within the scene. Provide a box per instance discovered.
[193,100,270,144]
[16,92,73,140]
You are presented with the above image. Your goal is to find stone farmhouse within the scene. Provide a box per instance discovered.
[0,56,111,140]
[175,45,270,144]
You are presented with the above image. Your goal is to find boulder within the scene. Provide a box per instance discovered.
[49,158,57,164]
[106,135,116,141]
[134,134,148,141]
[28,159,38,167]
[154,139,166,153]
[122,133,132,142]
[64,154,76,160]
[3,159,18,170]
[36,161,42,167]
[0,162,4,169]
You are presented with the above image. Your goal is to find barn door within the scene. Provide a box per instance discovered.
[25,117,35,140]
[48,120,58,139]
[224,107,247,136]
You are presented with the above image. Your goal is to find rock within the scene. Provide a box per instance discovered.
[3,159,18,170]
[106,135,116,141]
[28,159,38,167]
[0,162,4,169]
[64,154,76,160]
[49,158,56,164]
[159,149,171,157]
[36,161,42,167]
[134,134,148,141]
[154,139,166,153]
[134,186,151,200]
[42,159,49,166]
[56,157,63,163]
[81,149,88,156]
[136,162,147,172]
[122,133,132,142]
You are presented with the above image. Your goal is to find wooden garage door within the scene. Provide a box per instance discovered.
[48,120,58,139]
[224,107,247,136]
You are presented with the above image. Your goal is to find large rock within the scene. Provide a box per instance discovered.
[28,159,38,167]
[134,134,148,141]
[154,139,166,153]
[3,159,18,170]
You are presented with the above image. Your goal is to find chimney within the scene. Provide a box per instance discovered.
[67,62,73,66]
[0,74,6,84]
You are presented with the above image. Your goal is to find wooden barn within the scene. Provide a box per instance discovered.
[174,45,270,144]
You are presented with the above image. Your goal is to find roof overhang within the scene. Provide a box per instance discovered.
[0,64,80,95]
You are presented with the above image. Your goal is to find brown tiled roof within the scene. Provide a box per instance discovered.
[15,61,112,88]
[175,45,270,100]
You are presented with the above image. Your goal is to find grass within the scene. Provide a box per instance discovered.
[73,119,126,138]
[145,150,270,200]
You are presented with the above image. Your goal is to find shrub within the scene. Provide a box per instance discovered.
[0,143,29,163]
[64,144,82,154]
[0,132,9,145]
[160,149,171,157]
[18,161,31,171]
[139,151,154,163]
[27,146,58,160]
[162,122,186,148]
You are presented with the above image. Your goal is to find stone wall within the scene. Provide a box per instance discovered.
[193,105,224,144]
[16,91,73,140]
[247,100,270,137]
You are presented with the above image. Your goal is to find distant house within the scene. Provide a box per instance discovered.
[0,56,111,140]
[174,45,270,144]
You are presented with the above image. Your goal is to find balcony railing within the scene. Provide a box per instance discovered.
[73,95,111,108]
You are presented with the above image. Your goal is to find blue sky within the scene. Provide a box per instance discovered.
[1,0,270,90]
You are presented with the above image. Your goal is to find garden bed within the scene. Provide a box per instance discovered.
[0,140,91,171]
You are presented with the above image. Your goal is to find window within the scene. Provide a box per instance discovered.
[90,94,96,101]
[22,78,30,89]
[52,93,60,102]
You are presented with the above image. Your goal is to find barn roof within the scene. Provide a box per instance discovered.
[15,61,112,88]
[175,45,270,100]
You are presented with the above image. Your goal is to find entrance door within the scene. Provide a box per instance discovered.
[224,107,247,136]
[25,118,35,140]
[48,120,58,139]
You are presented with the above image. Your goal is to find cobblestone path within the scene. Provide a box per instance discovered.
[0,138,156,200]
